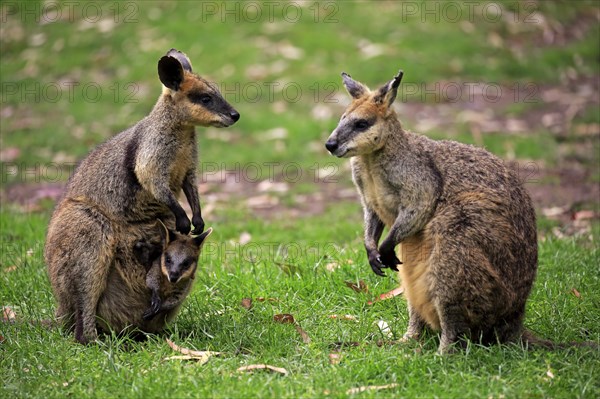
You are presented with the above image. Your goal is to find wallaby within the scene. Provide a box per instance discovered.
[45,49,239,344]
[326,70,591,353]
[135,220,212,322]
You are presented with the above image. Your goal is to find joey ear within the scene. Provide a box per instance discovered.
[192,227,213,248]
[341,72,368,99]
[158,55,184,91]
[157,219,170,247]
[165,48,193,72]
[374,69,404,107]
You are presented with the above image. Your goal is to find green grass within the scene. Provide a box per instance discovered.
[1,0,599,182]
[1,207,599,398]
[1,1,600,398]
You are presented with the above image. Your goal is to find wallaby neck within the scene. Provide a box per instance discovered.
[359,117,407,164]
[147,94,195,136]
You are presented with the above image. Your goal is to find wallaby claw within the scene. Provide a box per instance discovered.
[143,295,161,320]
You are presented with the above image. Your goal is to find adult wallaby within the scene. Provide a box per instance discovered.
[45,49,239,344]
[326,70,543,353]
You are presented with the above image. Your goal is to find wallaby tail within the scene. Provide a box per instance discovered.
[521,329,599,350]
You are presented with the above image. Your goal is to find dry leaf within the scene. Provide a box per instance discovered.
[246,195,279,209]
[571,288,581,299]
[0,335,5,343]
[345,280,369,293]
[376,320,394,339]
[325,262,339,272]
[273,314,295,324]
[542,206,568,218]
[2,306,16,322]
[0,147,20,162]
[237,364,288,376]
[295,325,311,344]
[241,298,253,310]
[274,314,310,343]
[546,368,555,379]
[3,266,17,273]
[238,232,252,245]
[346,383,400,394]
[573,210,597,221]
[329,353,341,365]
[166,338,222,357]
[368,286,404,305]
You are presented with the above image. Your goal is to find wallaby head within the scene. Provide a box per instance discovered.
[158,48,240,127]
[326,70,403,157]
[157,219,212,284]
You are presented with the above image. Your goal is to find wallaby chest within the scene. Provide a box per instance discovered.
[168,130,196,188]
[159,277,190,300]
[352,157,399,227]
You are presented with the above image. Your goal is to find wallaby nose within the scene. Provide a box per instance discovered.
[325,139,338,153]
[168,273,180,283]
[230,110,240,122]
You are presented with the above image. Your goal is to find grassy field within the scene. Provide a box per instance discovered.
[1,1,599,398]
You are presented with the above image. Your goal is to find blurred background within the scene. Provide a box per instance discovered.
[1,0,598,239]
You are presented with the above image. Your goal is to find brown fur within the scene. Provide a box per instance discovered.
[327,70,540,353]
[141,222,212,322]
[45,49,239,344]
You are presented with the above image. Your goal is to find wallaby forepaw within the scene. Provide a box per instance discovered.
[175,216,191,235]
[143,305,160,321]
[379,247,402,271]
[368,254,387,277]
[191,215,205,235]
[142,309,157,321]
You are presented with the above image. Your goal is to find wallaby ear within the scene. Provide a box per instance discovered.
[158,55,184,91]
[192,227,213,248]
[166,48,193,72]
[341,72,368,99]
[374,69,404,107]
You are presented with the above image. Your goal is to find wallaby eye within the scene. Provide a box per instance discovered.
[165,255,172,265]
[354,119,370,130]
[188,92,213,105]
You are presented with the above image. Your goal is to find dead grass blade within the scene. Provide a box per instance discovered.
[346,383,400,395]
[237,364,288,376]
[166,338,222,358]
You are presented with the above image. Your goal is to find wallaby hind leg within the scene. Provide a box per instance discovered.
[401,303,426,342]
[55,300,75,332]
[430,241,512,354]
[76,226,116,344]
[46,200,117,344]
